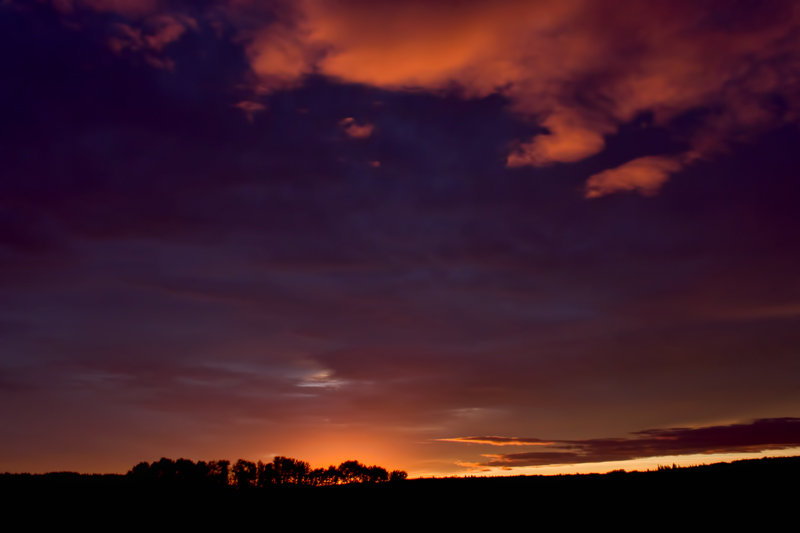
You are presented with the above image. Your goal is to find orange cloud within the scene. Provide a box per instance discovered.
[234,101,267,122]
[241,0,800,195]
[585,155,685,198]
[63,0,800,195]
[302,0,517,89]
[246,0,582,93]
[439,436,554,446]
[339,118,374,139]
[507,110,610,167]
[247,21,318,91]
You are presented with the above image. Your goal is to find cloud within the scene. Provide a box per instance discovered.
[507,110,611,167]
[240,0,800,195]
[446,418,800,467]
[5,1,800,476]
[142,14,196,51]
[107,13,197,69]
[439,436,552,446]
[234,100,267,122]
[247,19,318,91]
[585,155,685,198]
[53,0,160,17]
[40,1,800,195]
[339,117,374,139]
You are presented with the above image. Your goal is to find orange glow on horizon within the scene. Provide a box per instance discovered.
[249,429,412,473]
[420,448,800,478]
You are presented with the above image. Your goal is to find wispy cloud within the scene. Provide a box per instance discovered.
[339,117,374,139]
[439,436,553,446]
[585,155,686,198]
[445,418,800,467]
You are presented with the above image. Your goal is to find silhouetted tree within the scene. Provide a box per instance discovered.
[174,458,206,484]
[128,461,152,480]
[256,460,276,487]
[308,465,343,486]
[207,460,230,486]
[124,456,399,487]
[308,468,326,486]
[194,460,211,481]
[322,465,343,486]
[273,456,310,485]
[338,460,367,484]
[232,459,258,488]
[363,465,389,483]
[389,470,408,482]
[151,458,177,480]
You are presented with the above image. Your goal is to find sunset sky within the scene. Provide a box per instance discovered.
[2,0,800,477]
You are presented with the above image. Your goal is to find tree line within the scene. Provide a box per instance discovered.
[127,457,408,487]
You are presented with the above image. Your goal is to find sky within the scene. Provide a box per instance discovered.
[2,0,800,477]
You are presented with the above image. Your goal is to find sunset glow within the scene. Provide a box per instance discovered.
[2,0,800,477]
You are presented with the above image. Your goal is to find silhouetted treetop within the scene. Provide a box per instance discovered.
[125,456,407,488]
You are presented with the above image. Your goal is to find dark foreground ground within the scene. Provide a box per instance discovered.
[3,456,797,528]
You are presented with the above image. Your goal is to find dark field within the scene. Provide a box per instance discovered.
[3,456,796,527]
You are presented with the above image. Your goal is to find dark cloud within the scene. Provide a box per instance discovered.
[469,419,800,467]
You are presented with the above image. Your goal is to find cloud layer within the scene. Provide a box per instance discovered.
[242,0,800,195]
[40,0,800,196]
[447,419,800,467]
[2,2,800,476]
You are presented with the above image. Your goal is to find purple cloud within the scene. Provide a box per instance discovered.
[446,419,800,467]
